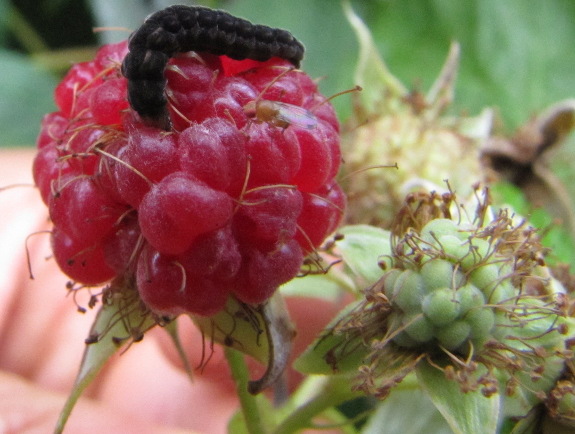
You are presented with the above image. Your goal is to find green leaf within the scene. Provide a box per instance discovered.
[362,383,452,434]
[0,0,9,43]
[224,0,359,119]
[55,280,157,433]
[337,225,392,285]
[360,0,575,130]
[0,50,57,146]
[88,0,151,44]
[416,360,500,434]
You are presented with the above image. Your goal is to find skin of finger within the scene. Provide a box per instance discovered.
[0,149,45,336]
[0,150,242,432]
[0,149,99,393]
[0,371,194,434]
[95,333,239,433]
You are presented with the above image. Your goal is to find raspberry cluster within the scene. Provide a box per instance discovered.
[33,41,344,316]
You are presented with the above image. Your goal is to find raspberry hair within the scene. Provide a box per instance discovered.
[122,5,305,129]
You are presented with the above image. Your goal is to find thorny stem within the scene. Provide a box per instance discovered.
[224,347,266,434]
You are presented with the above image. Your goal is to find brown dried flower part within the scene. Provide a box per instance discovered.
[481,99,575,237]
[546,374,575,428]
[389,190,457,237]
[340,42,490,228]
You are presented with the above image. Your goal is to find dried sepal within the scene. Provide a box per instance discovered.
[481,99,575,238]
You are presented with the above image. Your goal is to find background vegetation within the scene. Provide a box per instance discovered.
[2,0,574,143]
[2,0,574,252]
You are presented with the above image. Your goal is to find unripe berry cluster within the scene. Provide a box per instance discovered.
[33,41,345,316]
[385,218,534,352]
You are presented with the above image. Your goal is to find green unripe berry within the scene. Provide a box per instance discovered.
[486,281,516,305]
[469,263,501,293]
[392,270,426,314]
[455,283,485,314]
[438,235,469,263]
[556,389,575,418]
[388,312,420,348]
[421,219,462,245]
[436,320,471,350]
[403,313,435,343]
[491,310,512,340]
[422,288,461,326]
[460,238,491,269]
[420,259,456,291]
[498,263,514,279]
[382,269,402,300]
[392,330,421,348]
[453,270,465,288]
[464,307,495,339]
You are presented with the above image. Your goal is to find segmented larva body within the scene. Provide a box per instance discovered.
[121,5,305,129]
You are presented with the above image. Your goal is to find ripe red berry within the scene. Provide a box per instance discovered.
[295,182,346,253]
[136,244,230,316]
[234,240,304,304]
[90,78,129,126]
[49,176,128,245]
[51,227,116,286]
[138,172,234,255]
[34,40,345,315]
[54,62,98,117]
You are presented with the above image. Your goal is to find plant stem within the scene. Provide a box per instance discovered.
[6,5,49,53]
[274,377,359,434]
[32,47,97,75]
[225,347,266,434]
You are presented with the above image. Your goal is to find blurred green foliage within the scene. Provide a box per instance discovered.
[1,0,574,148]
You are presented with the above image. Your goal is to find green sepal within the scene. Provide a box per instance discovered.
[337,225,392,285]
[416,360,501,434]
[55,278,158,433]
[192,292,295,394]
[293,300,368,375]
[507,405,545,434]
[362,379,452,434]
[280,267,356,299]
[342,0,407,117]
[163,320,194,382]
[192,296,271,364]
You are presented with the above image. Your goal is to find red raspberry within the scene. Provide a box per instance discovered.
[33,41,345,316]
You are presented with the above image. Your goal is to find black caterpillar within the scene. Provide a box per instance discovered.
[121,5,305,130]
